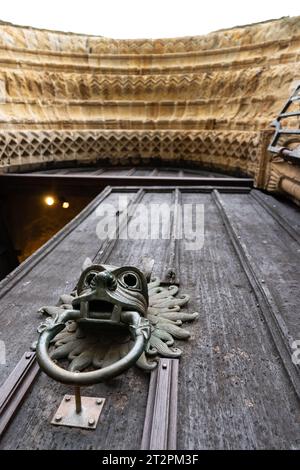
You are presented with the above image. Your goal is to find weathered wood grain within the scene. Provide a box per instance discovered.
[176,191,300,449]
[221,192,300,342]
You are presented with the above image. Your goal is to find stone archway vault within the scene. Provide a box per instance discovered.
[0,17,300,203]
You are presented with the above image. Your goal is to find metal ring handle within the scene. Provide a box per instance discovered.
[36,311,150,386]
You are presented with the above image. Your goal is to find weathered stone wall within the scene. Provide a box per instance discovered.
[0,17,300,199]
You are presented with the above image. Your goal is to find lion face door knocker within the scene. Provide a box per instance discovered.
[35,263,198,429]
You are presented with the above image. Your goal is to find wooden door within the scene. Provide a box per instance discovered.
[0,184,299,449]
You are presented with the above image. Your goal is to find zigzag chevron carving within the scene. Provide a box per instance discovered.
[0,129,260,176]
[3,66,299,103]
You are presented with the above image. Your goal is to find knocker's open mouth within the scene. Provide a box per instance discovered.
[86,299,115,315]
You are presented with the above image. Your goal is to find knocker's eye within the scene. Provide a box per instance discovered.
[122,272,139,289]
[86,272,96,286]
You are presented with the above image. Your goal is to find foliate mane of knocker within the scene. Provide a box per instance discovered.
[35,263,198,376]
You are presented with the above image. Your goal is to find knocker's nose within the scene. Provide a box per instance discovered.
[93,271,117,291]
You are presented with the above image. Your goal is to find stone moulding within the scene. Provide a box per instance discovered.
[261,157,300,206]
[0,16,300,54]
[0,129,261,177]
[255,133,300,205]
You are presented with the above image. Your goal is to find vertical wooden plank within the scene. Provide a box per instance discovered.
[168,359,178,450]
[0,352,40,437]
[212,189,300,400]
[141,359,179,450]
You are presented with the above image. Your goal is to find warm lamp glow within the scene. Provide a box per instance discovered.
[62,201,70,209]
[45,196,55,206]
